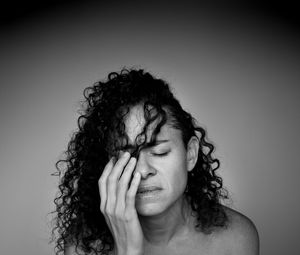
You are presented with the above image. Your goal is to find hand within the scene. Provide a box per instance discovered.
[99,152,144,255]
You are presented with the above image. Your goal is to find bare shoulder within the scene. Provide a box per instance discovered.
[213,206,259,255]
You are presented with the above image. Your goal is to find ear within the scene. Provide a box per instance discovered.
[186,136,199,172]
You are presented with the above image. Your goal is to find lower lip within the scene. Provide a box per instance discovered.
[136,189,162,200]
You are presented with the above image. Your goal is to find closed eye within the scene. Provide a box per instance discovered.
[151,151,169,157]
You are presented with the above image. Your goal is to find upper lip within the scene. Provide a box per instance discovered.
[137,186,162,193]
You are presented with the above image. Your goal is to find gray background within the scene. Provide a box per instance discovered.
[1,2,299,255]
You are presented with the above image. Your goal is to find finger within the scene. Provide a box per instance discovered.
[98,157,115,213]
[115,157,137,212]
[106,152,131,211]
[125,172,141,211]
[109,151,131,180]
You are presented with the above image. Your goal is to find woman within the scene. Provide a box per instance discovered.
[52,68,259,255]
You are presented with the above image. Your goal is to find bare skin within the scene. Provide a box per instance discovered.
[65,201,259,255]
[139,206,259,255]
[99,152,143,255]
[64,105,259,255]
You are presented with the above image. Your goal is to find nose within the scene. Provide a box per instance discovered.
[134,151,157,179]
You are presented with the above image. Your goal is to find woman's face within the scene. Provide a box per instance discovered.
[122,105,198,216]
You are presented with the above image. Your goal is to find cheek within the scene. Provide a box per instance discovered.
[164,159,188,193]
[150,148,188,189]
[172,171,188,191]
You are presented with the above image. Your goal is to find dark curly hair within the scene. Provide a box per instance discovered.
[51,68,228,255]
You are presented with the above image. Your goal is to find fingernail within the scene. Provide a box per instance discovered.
[123,151,130,157]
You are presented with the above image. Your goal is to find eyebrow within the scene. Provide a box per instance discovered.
[122,139,169,151]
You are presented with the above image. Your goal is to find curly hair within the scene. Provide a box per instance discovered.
[51,68,228,255]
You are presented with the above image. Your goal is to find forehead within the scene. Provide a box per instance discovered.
[124,105,181,145]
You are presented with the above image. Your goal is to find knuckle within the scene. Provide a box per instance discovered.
[107,175,115,184]
[100,205,105,214]
[114,211,123,220]
[124,211,133,222]
[98,177,104,184]
[118,177,127,186]
[98,180,104,187]
[105,208,113,216]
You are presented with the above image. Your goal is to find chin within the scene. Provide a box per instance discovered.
[136,201,166,216]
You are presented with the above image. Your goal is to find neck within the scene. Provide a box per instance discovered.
[138,196,194,246]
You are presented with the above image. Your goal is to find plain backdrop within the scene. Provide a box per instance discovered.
[0,2,299,255]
